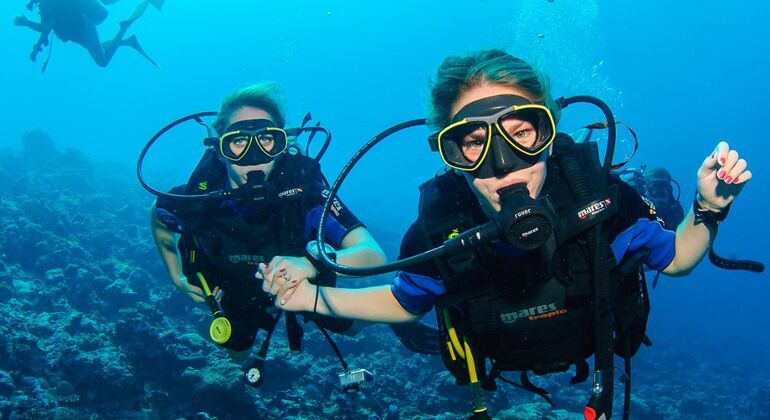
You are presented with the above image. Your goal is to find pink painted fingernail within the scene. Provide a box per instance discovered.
[734,176,740,183]
[719,157,726,164]
[279,268,287,274]
[290,279,298,284]
[717,170,725,179]
[724,176,733,184]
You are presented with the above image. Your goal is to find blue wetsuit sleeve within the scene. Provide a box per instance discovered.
[611,218,676,271]
[607,176,677,271]
[304,206,363,249]
[391,271,445,315]
[154,185,187,233]
[388,218,447,315]
[303,162,364,248]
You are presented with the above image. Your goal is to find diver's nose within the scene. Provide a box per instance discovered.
[491,135,516,176]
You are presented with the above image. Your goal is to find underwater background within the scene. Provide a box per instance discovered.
[1,0,769,418]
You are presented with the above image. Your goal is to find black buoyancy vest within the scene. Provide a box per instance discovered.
[419,137,650,388]
[163,151,326,301]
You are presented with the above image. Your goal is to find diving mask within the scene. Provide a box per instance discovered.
[429,95,556,179]
[219,119,288,166]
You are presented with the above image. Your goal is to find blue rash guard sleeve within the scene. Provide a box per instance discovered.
[391,272,445,315]
[607,175,677,271]
[302,161,364,248]
[611,218,676,271]
[304,205,363,249]
[389,221,446,315]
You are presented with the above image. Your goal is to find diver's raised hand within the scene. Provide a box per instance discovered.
[697,141,752,211]
[13,16,30,27]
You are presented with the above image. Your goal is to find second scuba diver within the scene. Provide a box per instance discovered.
[148,83,437,388]
[262,50,757,419]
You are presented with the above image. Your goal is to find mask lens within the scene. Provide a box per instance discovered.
[438,121,489,169]
[220,128,288,161]
[498,107,554,154]
[256,128,288,157]
[221,132,252,160]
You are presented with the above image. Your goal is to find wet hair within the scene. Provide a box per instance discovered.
[213,82,286,135]
[427,49,561,130]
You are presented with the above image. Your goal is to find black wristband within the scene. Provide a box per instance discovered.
[693,192,731,230]
[313,284,320,314]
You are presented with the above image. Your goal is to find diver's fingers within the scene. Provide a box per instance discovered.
[699,152,719,179]
[188,283,204,296]
[724,158,747,184]
[277,278,302,305]
[279,284,301,307]
[213,287,224,303]
[719,149,740,180]
[267,256,287,283]
[259,263,274,293]
[264,260,281,284]
[256,262,267,282]
[733,169,753,184]
[187,284,206,303]
[715,141,730,167]
[268,268,289,296]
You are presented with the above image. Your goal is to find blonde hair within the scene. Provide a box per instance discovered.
[212,82,286,136]
[428,49,560,130]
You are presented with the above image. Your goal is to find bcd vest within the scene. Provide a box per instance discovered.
[417,137,651,391]
[158,150,352,339]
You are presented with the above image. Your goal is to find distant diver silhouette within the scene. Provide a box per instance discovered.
[14,0,164,72]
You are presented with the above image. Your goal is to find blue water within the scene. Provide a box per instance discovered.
[1,1,768,418]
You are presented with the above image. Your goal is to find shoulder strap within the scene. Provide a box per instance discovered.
[186,148,227,195]
[417,170,486,282]
[552,132,618,418]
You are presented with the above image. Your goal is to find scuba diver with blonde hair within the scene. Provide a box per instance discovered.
[141,82,438,390]
[13,0,163,71]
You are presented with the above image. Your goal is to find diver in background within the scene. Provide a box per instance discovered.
[642,166,684,228]
[617,165,685,229]
[576,124,685,229]
[13,0,162,70]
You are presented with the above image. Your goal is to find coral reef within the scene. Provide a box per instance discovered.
[0,132,766,419]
